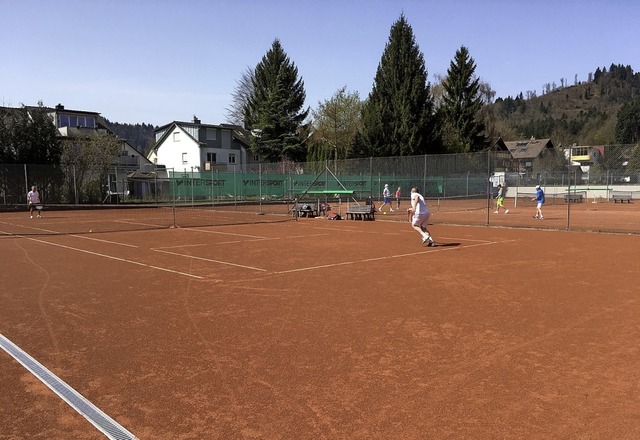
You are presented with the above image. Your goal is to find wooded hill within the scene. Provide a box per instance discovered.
[105,119,156,156]
[485,64,640,146]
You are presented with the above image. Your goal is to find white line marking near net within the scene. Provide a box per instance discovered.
[154,249,267,272]
[0,333,138,440]
[26,237,203,279]
[181,228,268,239]
[71,235,138,247]
[153,233,330,249]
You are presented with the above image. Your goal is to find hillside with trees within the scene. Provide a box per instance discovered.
[485,63,640,146]
[105,120,156,156]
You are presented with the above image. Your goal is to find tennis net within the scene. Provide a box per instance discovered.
[0,201,296,237]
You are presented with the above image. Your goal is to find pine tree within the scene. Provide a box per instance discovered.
[357,14,437,158]
[244,39,309,162]
[441,46,486,153]
[615,98,640,144]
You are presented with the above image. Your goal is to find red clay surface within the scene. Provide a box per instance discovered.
[1,211,640,439]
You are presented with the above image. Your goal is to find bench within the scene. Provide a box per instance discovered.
[612,191,633,203]
[292,203,319,218]
[564,193,584,203]
[346,204,375,220]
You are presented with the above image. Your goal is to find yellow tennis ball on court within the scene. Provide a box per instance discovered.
[89,230,93,233]
[383,211,386,215]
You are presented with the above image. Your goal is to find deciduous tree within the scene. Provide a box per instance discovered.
[60,132,122,203]
[226,66,254,126]
[309,86,362,162]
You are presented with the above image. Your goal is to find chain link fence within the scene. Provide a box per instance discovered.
[2,144,639,233]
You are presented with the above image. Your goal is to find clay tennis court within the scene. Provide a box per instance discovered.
[1,207,640,439]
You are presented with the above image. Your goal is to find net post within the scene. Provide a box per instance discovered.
[171,168,177,228]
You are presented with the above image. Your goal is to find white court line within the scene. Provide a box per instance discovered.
[0,223,137,248]
[0,333,138,439]
[70,234,138,248]
[154,249,267,272]
[180,228,267,239]
[272,239,516,274]
[114,219,169,228]
[212,233,330,245]
[153,233,329,250]
[25,237,203,279]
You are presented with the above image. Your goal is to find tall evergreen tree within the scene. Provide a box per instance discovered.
[615,98,640,144]
[356,14,436,158]
[244,39,309,162]
[440,46,486,153]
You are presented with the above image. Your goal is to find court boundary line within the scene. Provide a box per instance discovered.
[154,249,267,272]
[0,333,138,440]
[272,239,515,274]
[71,234,139,247]
[153,233,330,250]
[24,237,203,279]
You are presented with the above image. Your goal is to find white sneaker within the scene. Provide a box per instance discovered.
[30,215,33,219]
[505,209,509,214]
[493,211,499,214]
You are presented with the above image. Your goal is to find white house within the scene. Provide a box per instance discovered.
[150,117,252,173]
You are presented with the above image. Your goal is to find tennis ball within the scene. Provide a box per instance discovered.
[383,212,386,215]
[89,230,93,233]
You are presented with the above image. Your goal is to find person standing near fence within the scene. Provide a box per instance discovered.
[494,184,509,214]
[379,183,394,213]
[395,186,402,210]
[409,187,434,247]
[27,185,41,219]
[532,185,545,219]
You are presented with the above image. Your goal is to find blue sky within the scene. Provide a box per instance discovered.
[1,0,638,126]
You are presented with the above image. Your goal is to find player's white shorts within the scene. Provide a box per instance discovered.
[412,212,430,228]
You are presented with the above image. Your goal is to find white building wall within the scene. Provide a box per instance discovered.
[155,126,202,172]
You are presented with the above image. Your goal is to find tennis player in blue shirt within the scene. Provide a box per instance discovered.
[532,185,545,220]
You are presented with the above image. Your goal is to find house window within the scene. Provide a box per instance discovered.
[229,153,236,164]
[57,114,96,128]
[221,131,231,148]
[206,128,216,140]
[207,152,217,163]
[173,132,180,142]
[182,153,188,164]
[253,154,260,162]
